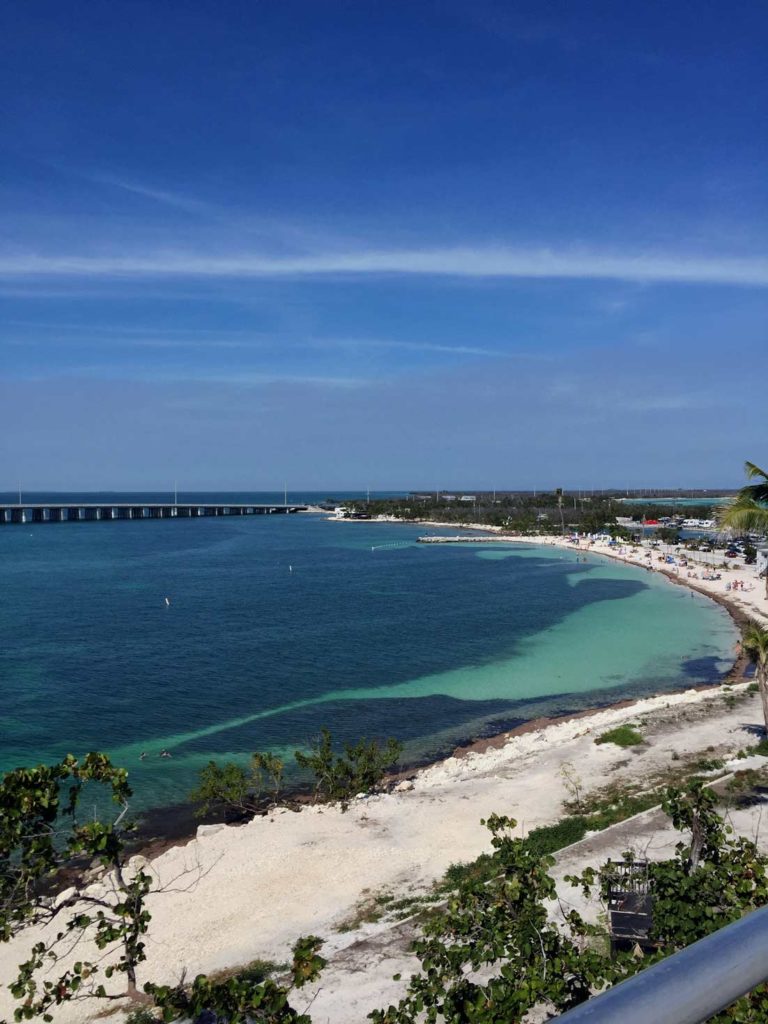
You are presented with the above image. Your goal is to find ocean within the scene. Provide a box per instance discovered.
[0,495,738,815]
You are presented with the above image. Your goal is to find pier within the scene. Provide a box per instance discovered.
[0,503,307,525]
[417,534,507,543]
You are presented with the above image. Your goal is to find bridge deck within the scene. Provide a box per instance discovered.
[0,503,307,524]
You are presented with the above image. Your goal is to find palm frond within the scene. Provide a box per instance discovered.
[744,462,768,481]
[743,622,768,665]
[717,498,768,535]
[742,462,768,504]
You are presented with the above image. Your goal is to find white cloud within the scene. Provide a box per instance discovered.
[314,338,504,357]
[81,173,214,216]
[1,245,767,287]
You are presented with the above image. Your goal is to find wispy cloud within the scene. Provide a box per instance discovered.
[81,172,214,216]
[313,338,505,357]
[2,321,259,337]
[0,326,503,357]
[1,246,767,287]
[621,392,719,412]
[10,364,366,388]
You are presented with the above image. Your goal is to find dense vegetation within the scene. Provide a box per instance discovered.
[190,752,285,818]
[189,729,403,817]
[4,752,768,1024]
[352,490,724,535]
[294,728,403,807]
[371,784,768,1023]
[594,725,644,748]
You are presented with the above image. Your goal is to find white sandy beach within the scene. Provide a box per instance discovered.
[500,531,768,625]
[2,529,767,1023]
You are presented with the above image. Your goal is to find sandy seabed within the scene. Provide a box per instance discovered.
[2,530,767,1023]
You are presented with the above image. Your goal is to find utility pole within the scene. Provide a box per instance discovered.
[556,487,565,535]
[284,482,288,506]
[18,482,22,506]
[174,480,178,506]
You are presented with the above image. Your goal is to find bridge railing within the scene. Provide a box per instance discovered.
[555,903,768,1023]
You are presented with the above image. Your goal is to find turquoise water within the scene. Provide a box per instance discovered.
[0,509,737,812]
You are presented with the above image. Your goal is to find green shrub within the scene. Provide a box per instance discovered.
[189,760,256,817]
[189,750,285,817]
[439,852,500,890]
[237,959,283,984]
[295,727,402,807]
[251,751,285,799]
[587,790,661,830]
[125,1009,158,1024]
[594,725,644,747]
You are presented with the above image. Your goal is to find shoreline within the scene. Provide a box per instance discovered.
[127,523,757,856]
[5,519,768,1021]
[414,518,767,611]
[8,678,765,1024]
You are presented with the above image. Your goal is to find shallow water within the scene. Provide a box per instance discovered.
[0,508,737,811]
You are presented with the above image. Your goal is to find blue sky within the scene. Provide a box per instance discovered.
[1,0,766,490]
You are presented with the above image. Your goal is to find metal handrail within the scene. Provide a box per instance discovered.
[556,904,768,1023]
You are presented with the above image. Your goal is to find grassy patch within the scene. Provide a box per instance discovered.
[586,790,662,830]
[439,852,499,891]
[203,958,286,986]
[524,816,588,856]
[125,1011,158,1024]
[722,767,768,810]
[336,894,385,933]
[594,726,644,748]
[692,757,726,772]
[337,887,443,932]
[387,894,440,920]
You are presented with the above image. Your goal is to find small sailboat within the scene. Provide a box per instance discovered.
[164,596,171,606]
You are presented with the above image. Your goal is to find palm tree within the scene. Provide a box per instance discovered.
[718,461,768,597]
[743,621,768,735]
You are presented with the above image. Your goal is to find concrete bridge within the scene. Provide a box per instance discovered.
[0,503,307,525]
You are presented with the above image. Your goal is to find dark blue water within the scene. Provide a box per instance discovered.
[0,501,737,813]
